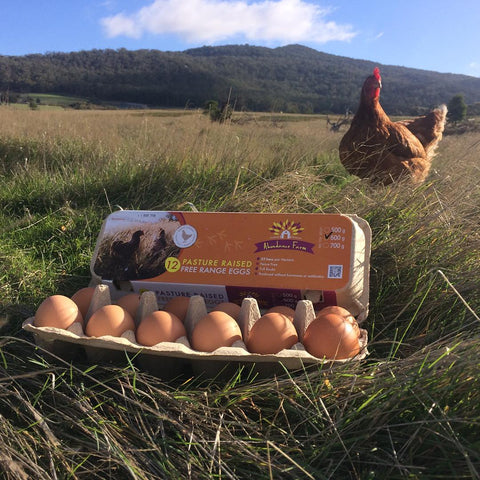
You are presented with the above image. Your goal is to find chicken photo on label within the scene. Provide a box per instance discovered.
[92,213,183,282]
[339,67,447,184]
[110,230,144,275]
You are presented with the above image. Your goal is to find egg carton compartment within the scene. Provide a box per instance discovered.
[23,284,369,379]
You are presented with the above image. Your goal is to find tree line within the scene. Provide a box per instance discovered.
[1,44,480,114]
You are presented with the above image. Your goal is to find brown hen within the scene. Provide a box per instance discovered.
[339,67,447,184]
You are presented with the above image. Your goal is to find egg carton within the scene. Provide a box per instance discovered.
[23,284,368,379]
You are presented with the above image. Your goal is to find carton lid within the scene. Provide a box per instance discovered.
[90,210,371,319]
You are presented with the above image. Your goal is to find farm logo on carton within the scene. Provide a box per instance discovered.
[255,219,314,254]
[269,219,304,237]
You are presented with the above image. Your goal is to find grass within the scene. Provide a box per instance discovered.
[6,93,90,111]
[0,105,479,478]
[19,93,91,106]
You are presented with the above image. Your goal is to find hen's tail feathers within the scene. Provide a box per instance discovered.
[426,104,448,160]
[436,104,448,124]
[425,104,448,161]
[400,104,448,160]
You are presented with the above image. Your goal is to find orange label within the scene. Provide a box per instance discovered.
[93,211,356,292]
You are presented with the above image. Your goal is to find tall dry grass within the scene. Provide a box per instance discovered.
[0,106,479,479]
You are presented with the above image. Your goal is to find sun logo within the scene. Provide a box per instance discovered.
[269,220,304,239]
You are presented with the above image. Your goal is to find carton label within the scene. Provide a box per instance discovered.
[93,211,353,285]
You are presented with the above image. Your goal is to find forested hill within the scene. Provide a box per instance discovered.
[1,44,480,114]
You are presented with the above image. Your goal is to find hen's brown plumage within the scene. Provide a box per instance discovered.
[339,68,447,184]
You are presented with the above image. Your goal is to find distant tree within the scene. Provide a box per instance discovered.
[203,100,232,123]
[0,90,9,104]
[285,102,300,114]
[28,98,38,110]
[447,94,467,123]
[203,100,219,120]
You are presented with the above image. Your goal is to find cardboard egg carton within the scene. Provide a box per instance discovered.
[23,284,368,378]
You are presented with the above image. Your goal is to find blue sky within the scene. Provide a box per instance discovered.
[2,0,479,77]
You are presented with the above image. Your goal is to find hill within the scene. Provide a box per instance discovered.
[1,44,480,114]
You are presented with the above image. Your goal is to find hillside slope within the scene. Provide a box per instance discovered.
[1,44,479,113]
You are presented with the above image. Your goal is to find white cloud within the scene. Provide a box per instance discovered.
[101,0,356,44]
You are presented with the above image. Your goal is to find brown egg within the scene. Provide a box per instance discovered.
[71,286,96,318]
[316,306,360,336]
[317,305,352,317]
[247,312,298,354]
[303,313,360,360]
[115,293,141,319]
[191,311,242,352]
[34,295,83,329]
[136,311,186,346]
[266,305,295,321]
[163,296,190,322]
[212,302,241,320]
[86,304,135,337]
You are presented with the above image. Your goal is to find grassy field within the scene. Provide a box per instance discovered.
[27,93,89,106]
[0,105,479,479]
[6,94,90,111]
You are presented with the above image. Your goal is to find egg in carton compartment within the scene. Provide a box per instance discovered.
[23,284,369,379]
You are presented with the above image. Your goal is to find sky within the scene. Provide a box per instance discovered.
[1,0,479,77]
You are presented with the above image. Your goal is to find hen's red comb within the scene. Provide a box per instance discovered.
[373,67,381,80]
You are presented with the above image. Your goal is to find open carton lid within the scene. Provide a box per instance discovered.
[90,210,371,322]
